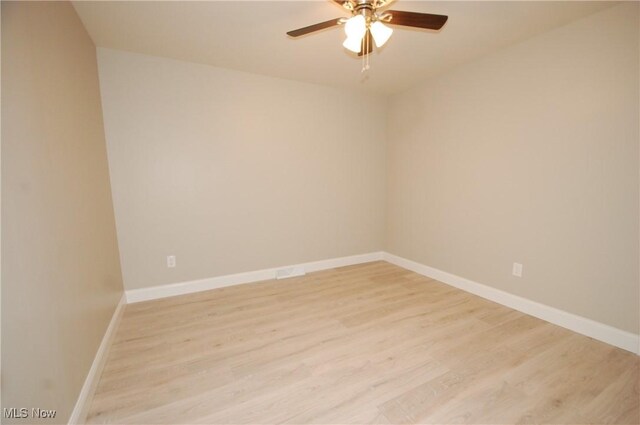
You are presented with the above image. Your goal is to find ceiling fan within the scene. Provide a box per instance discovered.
[286,0,448,57]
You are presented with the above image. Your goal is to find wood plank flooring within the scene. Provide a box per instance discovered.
[86,261,639,424]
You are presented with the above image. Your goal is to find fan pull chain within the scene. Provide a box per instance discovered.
[361,37,365,72]
[361,32,370,73]
[365,41,370,71]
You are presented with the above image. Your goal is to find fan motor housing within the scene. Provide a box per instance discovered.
[353,0,375,18]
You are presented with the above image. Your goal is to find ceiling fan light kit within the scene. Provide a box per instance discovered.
[287,0,448,61]
[344,14,367,39]
[343,34,364,53]
[343,14,368,52]
[370,21,393,47]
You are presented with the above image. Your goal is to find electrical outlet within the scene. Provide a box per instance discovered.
[512,262,523,277]
[167,255,176,268]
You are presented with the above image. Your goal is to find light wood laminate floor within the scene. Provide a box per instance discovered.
[87,262,639,424]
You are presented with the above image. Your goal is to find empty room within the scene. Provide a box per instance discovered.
[2,0,639,424]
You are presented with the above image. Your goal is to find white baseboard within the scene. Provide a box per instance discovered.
[125,252,385,304]
[68,294,126,424]
[383,252,640,355]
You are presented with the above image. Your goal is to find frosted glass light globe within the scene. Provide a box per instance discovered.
[370,21,393,47]
[344,15,366,40]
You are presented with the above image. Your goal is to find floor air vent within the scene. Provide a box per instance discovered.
[275,266,306,279]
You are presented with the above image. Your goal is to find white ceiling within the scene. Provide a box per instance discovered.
[73,1,617,95]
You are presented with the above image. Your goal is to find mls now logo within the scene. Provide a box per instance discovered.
[3,408,57,419]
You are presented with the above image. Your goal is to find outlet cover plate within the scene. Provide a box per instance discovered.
[512,262,523,277]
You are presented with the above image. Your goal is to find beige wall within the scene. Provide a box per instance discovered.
[97,48,386,290]
[387,3,639,333]
[1,2,124,423]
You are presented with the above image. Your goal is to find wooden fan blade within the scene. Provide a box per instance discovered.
[386,10,448,30]
[286,18,343,37]
[357,30,373,56]
[332,0,350,7]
